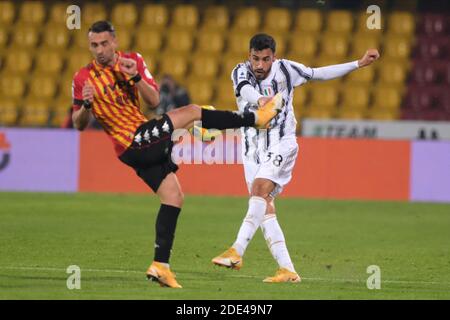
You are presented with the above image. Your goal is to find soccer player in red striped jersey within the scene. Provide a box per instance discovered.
[71,21,284,288]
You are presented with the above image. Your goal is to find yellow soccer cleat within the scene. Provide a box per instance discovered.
[211,247,243,270]
[263,268,301,283]
[146,261,182,288]
[254,92,284,129]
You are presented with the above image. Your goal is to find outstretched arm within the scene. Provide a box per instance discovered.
[311,49,380,81]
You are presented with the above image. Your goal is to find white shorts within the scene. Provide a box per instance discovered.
[243,137,299,198]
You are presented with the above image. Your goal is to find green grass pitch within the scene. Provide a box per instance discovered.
[0,192,449,299]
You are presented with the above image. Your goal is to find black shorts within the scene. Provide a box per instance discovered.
[119,114,178,192]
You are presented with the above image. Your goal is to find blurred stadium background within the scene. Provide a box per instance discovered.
[1,0,450,300]
[0,0,449,127]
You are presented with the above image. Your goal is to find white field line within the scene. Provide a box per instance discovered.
[0,266,448,286]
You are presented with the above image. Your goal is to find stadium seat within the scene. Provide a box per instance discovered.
[3,50,33,74]
[18,1,46,26]
[367,107,398,120]
[402,85,443,113]
[47,2,68,25]
[186,79,214,106]
[350,34,381,60]
[0,97,20,126]
[19,97,51,127]
[387,12,415,37]
[196,31,225,54]
[82,3,107,29]
[415,36,448,60]
[115,27,133,51]
[326,10,354,34]
[0,74,26,99]
[164,29,194,54]
[378,62,407,86]
[140,4,169,30]
[214,80,237,110]
[221,53,246,81]
[10,24,40,49]
[71,29,88,50]
[50,106,71,128]
[111,3,138,28]
[172,5,199,31]
[134,29,162,54]
[308,85,339,111]
[320,33,350,60]
[339,85,370,112]
[201,6,229,31]
[419,13,448,36]
[227,32,254,55]
[294,9,323,33]
[410,62,442,85]
[58,71,76,103]
[0,25,8,46]
[158,54,188,84]
[292,85,309,117]
[303,107,333,119]
[190,54,219,79]
[0,1,15,26]
[367,86,402,120]
[28,75,57,100]
[445,63,450,85]
[41,24,70,50]
[345,65,375,85]
[336,108,365,120]
[34,49,64,76]
[392,0,418,11]
[288,32,318,62]
[372,86,402,112]
[383,35,412,60]
[66,50,93,76]
[231,7,261,32]
[263,8,292,33]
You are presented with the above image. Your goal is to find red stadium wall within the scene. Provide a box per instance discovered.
[78,131,410,201]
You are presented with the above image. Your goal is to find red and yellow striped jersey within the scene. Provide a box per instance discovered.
[72,51,159,156]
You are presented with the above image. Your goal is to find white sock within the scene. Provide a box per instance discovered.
[261,214,296,273]
[232,196,267,256]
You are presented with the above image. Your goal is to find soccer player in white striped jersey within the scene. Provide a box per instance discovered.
[212,33,379,282]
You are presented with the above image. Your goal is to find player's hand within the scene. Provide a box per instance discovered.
[82,81,95,103]
[118,57,138,77]
[258,96,272,108]
[358,49,380,68]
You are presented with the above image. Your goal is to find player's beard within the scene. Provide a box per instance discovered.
[255,71,266,80]
[97,53,114,66]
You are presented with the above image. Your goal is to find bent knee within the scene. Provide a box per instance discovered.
[251,186,271,199]
[161,190,184,208]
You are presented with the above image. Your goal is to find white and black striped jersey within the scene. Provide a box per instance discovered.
[231,59,313,155]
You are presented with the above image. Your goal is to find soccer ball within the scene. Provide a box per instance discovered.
[189,105,222,141]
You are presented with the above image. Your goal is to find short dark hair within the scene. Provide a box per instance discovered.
[249,33,276,53]
[88,20,115,36]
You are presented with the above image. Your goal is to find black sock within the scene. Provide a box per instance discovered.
[201,108,255,130]
[154,204,181,263]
